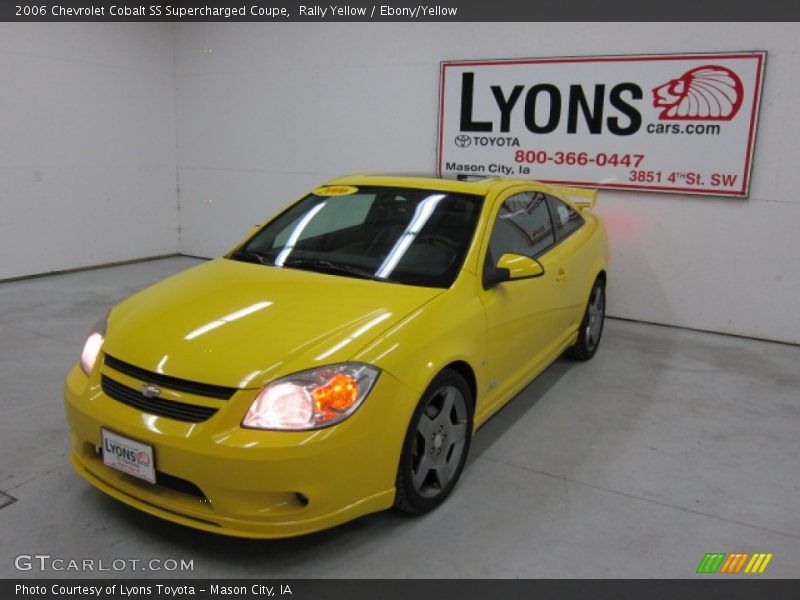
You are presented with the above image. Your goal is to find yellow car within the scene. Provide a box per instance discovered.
[64,174,608,538]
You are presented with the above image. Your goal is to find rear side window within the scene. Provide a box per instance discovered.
[549,196,585,241]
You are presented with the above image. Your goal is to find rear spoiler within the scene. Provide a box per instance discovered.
[552,186,597,210]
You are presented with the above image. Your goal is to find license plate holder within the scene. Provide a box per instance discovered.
[101,428,156,484]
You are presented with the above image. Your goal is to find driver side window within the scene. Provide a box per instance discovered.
[488,192,555,260]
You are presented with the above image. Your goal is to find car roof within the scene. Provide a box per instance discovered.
[325,173,551,196]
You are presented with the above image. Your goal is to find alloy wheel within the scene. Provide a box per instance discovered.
[410,385,469,498]
[586,286,605,351]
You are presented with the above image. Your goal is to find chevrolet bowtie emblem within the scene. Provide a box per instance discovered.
[139,383,162,399]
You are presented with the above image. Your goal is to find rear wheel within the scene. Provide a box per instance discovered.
[394,370,473,514]
[566,277,605,361]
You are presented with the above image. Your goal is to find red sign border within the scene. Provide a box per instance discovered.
[436,52,767,198]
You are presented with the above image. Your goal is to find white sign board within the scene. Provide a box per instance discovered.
[437,52,766,197]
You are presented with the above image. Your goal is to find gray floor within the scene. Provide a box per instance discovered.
[1,256,798,578]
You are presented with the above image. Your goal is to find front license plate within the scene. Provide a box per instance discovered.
[101,428,156,484]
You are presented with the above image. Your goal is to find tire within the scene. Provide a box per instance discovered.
[565,277,606,361]
[394,369,473,515]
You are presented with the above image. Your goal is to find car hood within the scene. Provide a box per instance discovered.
[103,258,442,389]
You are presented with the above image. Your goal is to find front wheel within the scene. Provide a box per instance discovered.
[394,370,473,515]
[566,277,605,361]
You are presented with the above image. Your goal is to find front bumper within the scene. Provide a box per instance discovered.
[64,361,417,538]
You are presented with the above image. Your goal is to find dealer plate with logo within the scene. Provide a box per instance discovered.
[101,428,156,484]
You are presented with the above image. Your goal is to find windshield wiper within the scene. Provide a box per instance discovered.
[281,257,380,281]
[229,249,272,265]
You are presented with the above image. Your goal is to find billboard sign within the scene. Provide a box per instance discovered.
[437,52,766,197]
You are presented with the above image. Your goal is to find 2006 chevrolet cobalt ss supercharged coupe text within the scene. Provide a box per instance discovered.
[64,175,608,538]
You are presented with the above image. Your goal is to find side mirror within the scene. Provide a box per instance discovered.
[484,253,544,289]
[498,253,545,280]
[483,263,510,289]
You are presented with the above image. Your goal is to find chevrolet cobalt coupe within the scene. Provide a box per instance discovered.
[65,175,608,538]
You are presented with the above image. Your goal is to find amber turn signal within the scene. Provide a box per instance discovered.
[312,374,359,417]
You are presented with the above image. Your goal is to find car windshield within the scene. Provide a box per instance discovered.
[230,186,484,288]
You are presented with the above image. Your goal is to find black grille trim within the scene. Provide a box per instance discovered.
[104,354,237,400]
[155,472,207,499]
[101,375,218,423]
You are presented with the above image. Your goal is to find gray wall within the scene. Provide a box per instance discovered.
[0,23,178,279]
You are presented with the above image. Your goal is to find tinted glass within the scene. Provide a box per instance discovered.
[488,192,555,260]
[230,186,484,288]
[550,196,585,240]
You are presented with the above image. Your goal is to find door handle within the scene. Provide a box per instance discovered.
[556,267,568,282]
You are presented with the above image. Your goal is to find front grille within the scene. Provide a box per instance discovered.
[104,354,237,400]
[101,375,218,423]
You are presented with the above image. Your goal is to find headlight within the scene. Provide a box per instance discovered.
[242,363,380,431]
[80,315,108,376]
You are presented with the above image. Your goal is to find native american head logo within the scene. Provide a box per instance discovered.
[652,65,744,121]
[135,450,151,466]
